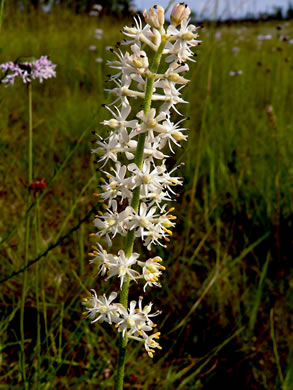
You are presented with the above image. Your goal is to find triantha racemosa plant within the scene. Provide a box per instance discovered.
[82,3,200,388]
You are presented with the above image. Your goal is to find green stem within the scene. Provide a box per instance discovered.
[35,197,41,389]
[0,0,4,33]
[115,37,167,390]
[20,82,33,387]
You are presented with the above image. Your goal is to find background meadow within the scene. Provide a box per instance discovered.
[1,2,293,389]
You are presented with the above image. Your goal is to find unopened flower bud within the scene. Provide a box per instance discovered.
[143,5,165,30]
[171,3,191,27]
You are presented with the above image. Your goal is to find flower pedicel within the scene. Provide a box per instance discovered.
[82,3,201,387]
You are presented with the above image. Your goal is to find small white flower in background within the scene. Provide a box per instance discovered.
[95,57,103,63]
[232,46,240,55]
[289,39,293,45]
[257,34,272,41]
[94,28,103,40]
[93,4,102,12]
[89,45,97,51]
[214,31,222,40]
[129,6,137,13]
[83,2,200,360]
[89,11,98,16]
[229,70,243,77]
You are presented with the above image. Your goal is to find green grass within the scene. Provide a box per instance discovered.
[1,7,293,389]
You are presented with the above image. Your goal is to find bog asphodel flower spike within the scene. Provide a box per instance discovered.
[82,3,200,389]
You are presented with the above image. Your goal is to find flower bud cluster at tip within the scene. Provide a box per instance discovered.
[85,3,200,358]
[0,56,56,86]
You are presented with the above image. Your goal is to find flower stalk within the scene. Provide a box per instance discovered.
[82,3,200,388]
[20,82,33,387]
[115,37,168,389]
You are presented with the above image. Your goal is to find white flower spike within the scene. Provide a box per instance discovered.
[83,3,201,386]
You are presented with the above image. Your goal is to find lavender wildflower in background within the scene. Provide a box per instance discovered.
[0,56,56,86]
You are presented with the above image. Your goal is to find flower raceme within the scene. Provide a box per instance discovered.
[83,3,200,361]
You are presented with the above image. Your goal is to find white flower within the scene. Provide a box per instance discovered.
[89,243,117,276]
[105,77,145,107]
[122,15,158,51]
[166,20,201,63]
[127,161,164,195]
[93,208,131,244]
[82,290,120,324]
[137,296,161,325]
[127,202,158,240]
[105,250,140,288]
[143,331,162,358]
[100,163,132,209]
[138,257,165,290]
[151,117,188,152]
[107,48,138,82]
[116,300,147,337]
[125,44,149,71]
[103,103,137,130]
